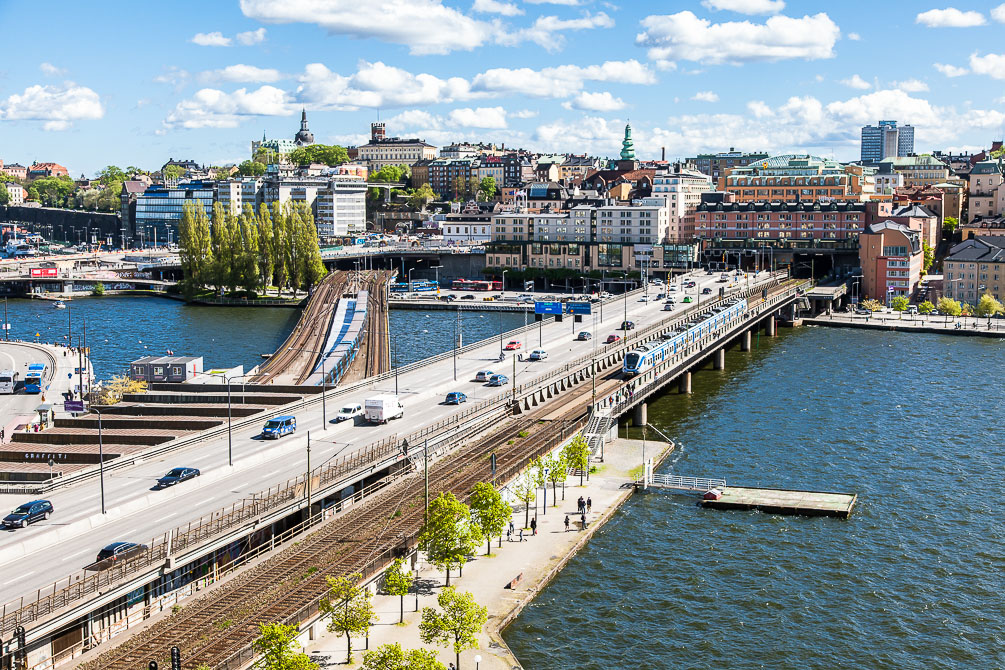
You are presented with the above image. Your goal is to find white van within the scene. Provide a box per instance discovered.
[335,403,363,422]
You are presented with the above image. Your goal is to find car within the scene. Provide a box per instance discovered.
[156,467,200,488]
[487,374,509,387]
[518,294,534,301]
[461,294,476,300]
[577,331,592,341]
[262,415,296,439]
[529,349,548,361]
[682,296,693,303]
[663,303,675,311]
[3,500,53,528]
[600,292,612,299]
[907,305,919,315]
[482,296,494,302]
[656,293,666,300]
[702,287,712,295]
[335,403,363,422]
[684,282,696,289]
[620,320,636,330]
[668,286,678,292]
[94,542,148,565]
[445,391,467,405]
[589,297,602,303]
[638,296,650,302]
[716,277,728,283]
[606,334,622,344]
[475,370,495,382]
[442,295,457,302]
[652,279,664,286]
[504,340,522,351]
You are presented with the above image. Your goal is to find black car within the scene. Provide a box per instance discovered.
[3,500,53,529]
[157,467,200,488]
[620,320,636,330]
[95,542,148,565]
[460,294,476,300]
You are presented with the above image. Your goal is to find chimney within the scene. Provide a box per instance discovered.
[661,147,666,162]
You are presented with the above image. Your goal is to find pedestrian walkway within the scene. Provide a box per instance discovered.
[302,437,671,670]
[806,311,1005,338]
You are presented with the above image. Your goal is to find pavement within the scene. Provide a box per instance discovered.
[805,310,1005,337]
[0,340,83,443]
[302,437,672,670]
[0,269,776,609]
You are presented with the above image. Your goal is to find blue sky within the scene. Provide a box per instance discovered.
[2,0,1005,176]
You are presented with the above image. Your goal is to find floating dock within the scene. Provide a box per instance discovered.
[700,486,857,518]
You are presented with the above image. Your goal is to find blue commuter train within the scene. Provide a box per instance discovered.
[622,299,748,376]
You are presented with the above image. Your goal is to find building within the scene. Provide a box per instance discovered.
[315,171,367,239]
[129,356,203,383]
[859,221,922,302]
[886,204,939,249]
[28,162,68,179]
[720,154,881,203]
[877,155,951,188]
[251,110,315,159]
[217,178,264,215]
[442,203,492,244]
[961,215,1005,240]
[943,236,1005,303]
[695,199,870,244]
[293,109,314,146]
[161,158,199,175]
[688,149,770,182]
[967,159,1004,221]
[1,162,28,181]
[861,120,915,163]
[134,181,216,246]
[4,182,25,205]
[500,152,536,187]
[652,162,713,241]
[355,122,437,169]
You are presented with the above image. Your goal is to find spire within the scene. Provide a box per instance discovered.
[301,108,308,129]
[620,122,635,161]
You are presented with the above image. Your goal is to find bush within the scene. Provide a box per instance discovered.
[98,375,147,405]
[91,282,105,296]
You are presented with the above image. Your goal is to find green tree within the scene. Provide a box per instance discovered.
[285,203,302,294]
[408,183,436,212]
[477,176,496,201]
[976,293,1005,317]
[419,587,488,670]
[272,202,290,296]
[361,643,445,670]
[162,164,186,180]
[860,299,884,312]
[210,202,231,291]
[922,242,934,274]
[240,204,261,294]
[258,203,276,294]
[288,144,349,167]
[96,165,126,186]
[561,435,591,486]
[192,202,214,288]
[511,470,536,530]
[891,295,909,313]
[91,282,105,296]
[0,174,21,184]
[238,160,267,176]
[295,202,327,293]
[251,622,318,670]
[530,457,547,512]
[937,296,962,316]
[419,492,481,586]
[178,200,199,294]
[961,302,973,316]
[0,183,8,206]
[254,147,278,165]
[369,164,410,184]
[383,558,414,624]
[918,300,935,315]
[542,451,568,507]
[320,572,375,665]
[28,175,75,207]
[469,482,511,555]
[943,216,959,234]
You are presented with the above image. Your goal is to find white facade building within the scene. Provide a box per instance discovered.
[316,175,367,239]
[595,200,670,245]
[652,163,712,241]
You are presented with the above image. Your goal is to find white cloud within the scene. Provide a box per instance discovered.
[700,0,785,15]
[386,109,442,130]
[892,78,929,92]
[200,64,284,83]
[154,67,191,87]
[840,74,871,90]
[192,31,232,46]
[562,91,626,111]
[747,100,772,118]
[39,62,66,76]
[449,106,508,129]
[236,27,267,45]
[524,0,583,4]
[472,0,522,15]
[0,82,104,131]
[969,52,1005,79]
[164,85,295,128]
[471,60,655,98]
[993,3,1005,23]
[847,32,861,40]
[934,62,968,77]
[692,90,720,102]
[511,109,538,119]
[636,11,840,66]
[915,8,986,27]
[297,61,476,110]
[241,0,496,55]
[502,12,614,51]
[535,116,625,154]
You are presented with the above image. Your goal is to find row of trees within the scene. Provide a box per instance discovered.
[177,199,326,297]
[863,294,1005,317]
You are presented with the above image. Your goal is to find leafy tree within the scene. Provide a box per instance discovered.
[918,300,935,315]
[240,205,261,294]
[288,144,349,167]
[0,183,8,206]
[91,282,105,296]
[943,216,959,234]
[408,183,437,212]
[98,375,147,405]
[542,451,568,506]
[937,296,962,316]
[469,482,511,555]
[419,587,488,670]
[251,622,317,670]
[296,202,327,293]
[272,202,290,296]
[860,299,884,312]
[511,470,536,530]
[0,174,21,184]
[891,295,909,312]
[192,201,214,288]
[96,165,126,186]
[238,160,267,176]
[977,293,1005,317]
[361,643,445,670]
[383,558,414,624]
[125,165,146,177]
[320,572,375,665]
[369,164,410,184]
[530,457,547,511]
[258,203,276,294]
[162,164,186,181]
[922,242,934,274]
[478,176,496,201]
[561,435,591,486]
[419,492,481,586]
[210,203,231,291]
[254,147,279,165]
[28,175,75,207]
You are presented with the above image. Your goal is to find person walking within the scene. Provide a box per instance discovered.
[581,512,588,530]
[507,525,513,542]
[530,516,537,536]
[587,497,592,514]
[508,520,515,537]
[564,515,570,532]
[518,527,525,542]
[577,496,585,514]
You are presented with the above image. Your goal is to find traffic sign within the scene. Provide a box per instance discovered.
[534,301,562,315]
[65,400,84,412]
[565,301,592,315]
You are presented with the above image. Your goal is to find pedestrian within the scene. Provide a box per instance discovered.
[587,497,592,514]
[530,516,537,536]
[519,527,525,542]
[577,496,585,513]
[507,525,513,542]
[581,512,588,529]
[564,515,570,532]
[508,520,515,537]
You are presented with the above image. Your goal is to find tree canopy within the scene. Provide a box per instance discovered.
[361,643,445,670]
[918,300,935,315]
[976,293,1004,317]
[922,242,934,274]
[238,160,267,176]
[383,558,414,623]
[252,622,318,670]
[28,175,75,207]
[162,164,187,180]
[561,435,590,486]
[891,295,909,312]
[469,482,511,555]
[321,573,375,664]
[478,176,496,201]
[943,216,959,234]
[408,183,437,212]
[937,296,962,316]
[419,587,488,670]
[419,492,481,586]
[288,144,349,167]
[0,183,8,206]
[860,299,884,312]
[369,164,410,183]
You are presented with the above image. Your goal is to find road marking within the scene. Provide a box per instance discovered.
[192,498,216,507]
[231,482,250,491]
[60,549,90,562]
[3,571,33,585]
[162,512,177,520]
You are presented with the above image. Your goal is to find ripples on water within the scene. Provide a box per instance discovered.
[504,327,1005,669]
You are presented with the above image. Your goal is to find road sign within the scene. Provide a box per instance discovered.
[65,400,84,412]
[534,301,562,315]
[565,301,592,315]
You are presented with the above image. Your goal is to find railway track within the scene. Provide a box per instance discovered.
[363,271,391,377]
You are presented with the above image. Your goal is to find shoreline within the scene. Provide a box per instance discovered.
[804,313,1005,339]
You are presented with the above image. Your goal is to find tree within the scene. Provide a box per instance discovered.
[860,299,884,312]
[210,203,231,292]
[258,203,276,294]
[369,164,410,184]
[891,295,909,313]
[408,183,436,212]
[530,457,547,513]
[977,293,1005,317]
[419,587,488,670]
[320,572,375,665]
[469,482,511,555]
[511,471,536,530]
[192,202,214,288]
[288,144,349,167]
[251,622,317,670]
[937,296,962,316]
[419,492,481,586]
[922,242,934,274]
[98,375,147,405]
[28,175,75,207]
[162,164,186,180]
[383,558,414,624]
[943,216,959,234]
[254,147,278,165]
[92,282,105,297]
[238,160,267,176]
[272,202,290,296]
[96,165,126,186]
[361,643,445,670]
[295,202,327,293]
[240,205,261,294]
[561,435,590,486]
[918,300,935,315]
[0,183,8,206]
[478,176,496,201]
[542,451,568,506]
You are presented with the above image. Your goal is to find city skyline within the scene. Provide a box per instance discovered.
[2,0,1005,175]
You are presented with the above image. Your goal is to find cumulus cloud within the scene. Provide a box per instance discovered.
[700,0,785,15]
[511,109,538,119]
[969,52,1005,79]
[636,11,840,66]
[892,78,929,92]
[535,116,625,154]
[164,85,295,128]
[562,91,626,111]
[236,27,267,44]
[0,82,104,130]
[192,31,232,47]
[692,90,719,102]
[449,106,508,128]
[847,32,862,40]
[994,3,1005,22]
[297,61,476,110]
[471,60,654,98]
[501,12,614,51]
[472,0,522,15]
[915,8,985,27]
[200,64,283,83]
[39,62,66,76]
[840,74,871,90]
[934,62,968,77]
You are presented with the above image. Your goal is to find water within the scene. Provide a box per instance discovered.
[0,296,530,378]
[504,327,1005,669]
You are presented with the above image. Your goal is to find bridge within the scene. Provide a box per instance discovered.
[0,271,806,670]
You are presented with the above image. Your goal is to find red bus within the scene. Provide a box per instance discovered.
[451,279,503,291]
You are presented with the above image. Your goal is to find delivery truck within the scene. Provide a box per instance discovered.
[364,394,404,424]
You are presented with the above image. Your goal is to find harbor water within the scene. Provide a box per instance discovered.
[504,326,1005,669]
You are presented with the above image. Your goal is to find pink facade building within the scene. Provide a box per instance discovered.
[858,221,923,302]
[694,200,878,242]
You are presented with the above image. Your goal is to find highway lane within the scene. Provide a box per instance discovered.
[0,341,78,437]
[0,270,776,605]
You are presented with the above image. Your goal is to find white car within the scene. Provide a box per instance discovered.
[335,403,363,422]
[668,286,678,292]
[529,349,548,361]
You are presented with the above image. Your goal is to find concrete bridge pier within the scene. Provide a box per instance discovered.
[713,348,725,370]
[741,330,752,352]
[632,402,647,426]
[678,371,692,394]
[766,315,777,337]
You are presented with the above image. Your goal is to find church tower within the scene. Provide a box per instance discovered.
[294,108,315,146]
[620,122,636,160]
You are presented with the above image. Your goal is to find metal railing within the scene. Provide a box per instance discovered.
[648,473,726,491]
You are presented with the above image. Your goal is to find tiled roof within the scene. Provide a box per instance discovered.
[946,237,1005,262]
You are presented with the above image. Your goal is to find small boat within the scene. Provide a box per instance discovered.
[53,301,67,309]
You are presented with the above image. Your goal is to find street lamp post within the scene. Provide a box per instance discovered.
[91,405,107,514]
[226,374,250,467]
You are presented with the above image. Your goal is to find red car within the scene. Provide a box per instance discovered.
[605,334,621,344]
[504,340,522,351]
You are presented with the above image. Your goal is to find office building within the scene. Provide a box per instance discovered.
[720,154,881,203]
[687,149,769,182]
[652,162,713,241]
[861,121,914,163]
[134,181,216,246]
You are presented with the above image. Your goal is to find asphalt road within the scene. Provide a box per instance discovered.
[0,269,774,605]
[0,341,79,437]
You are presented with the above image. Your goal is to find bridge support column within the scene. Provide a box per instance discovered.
[678,371,692,394]
[632,402,647,427]
[714,348,725,370]
[741,330,752,352]
[766,315,776,337]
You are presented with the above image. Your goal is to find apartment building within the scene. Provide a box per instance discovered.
[858,221,922,301]
[720,155,881,203]
[651,162,713,241]
[877,155,951,188]
[687,149,769,182]
[967,159,1004,222]
[355,122,436,169]
[943,236,1005,303]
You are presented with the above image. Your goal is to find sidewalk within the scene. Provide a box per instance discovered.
[805,311,1005,338]
[302,437,672,670]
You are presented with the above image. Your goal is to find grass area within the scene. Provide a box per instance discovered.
[628,465,644,480]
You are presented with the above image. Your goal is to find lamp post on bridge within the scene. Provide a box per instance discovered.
[226,374,251,467]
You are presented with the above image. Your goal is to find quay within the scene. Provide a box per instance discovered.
[804,312,1005,338]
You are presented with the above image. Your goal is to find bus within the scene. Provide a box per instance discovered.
[390,280,438,293]
[0,370,17,394]
[451,279,503,292]
[24,363,47,394]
